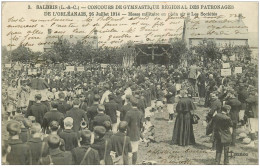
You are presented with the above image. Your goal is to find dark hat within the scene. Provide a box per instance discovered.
[48,135,61,146]
[80,130,92,142]
[130,97,138,106]
[222,105,231,112]
[104,83,110,89]
[93,126,106,136]
[103,121,111,129]
[49,120,59,129]
[108,93,115,100]
[97,104,105,111]
[51,100,59,108]
[73,99,80,105]
[126,94,132,100]
[94,94,100,101]
[35,94,42,100]
[22,118,32,128]
[118,121,128,131]
[7,121,21,135]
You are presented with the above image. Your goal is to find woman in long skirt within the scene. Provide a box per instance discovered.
[172,90,196,146]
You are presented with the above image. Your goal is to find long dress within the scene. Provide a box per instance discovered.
[172,97,196,146]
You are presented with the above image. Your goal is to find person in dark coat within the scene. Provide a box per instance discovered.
[197,69,206,98]
[40,135,73,165]
[57,92,72,115]
[87,94,100,131]
[225,92,241,146]
[104,94,119,133]
[43,121,65,151]
[92,104,112,128]
[42,100,65,133]
[17,118,32,143]
[136,94,146,114]
[91,126,113,165]
[4,121,31,165]
[111,121,132,165]
[120,95,132,121]
[205,74,216,107]
[103,121,113,140]
[172,90,196,146]
[213,105,232,165]
[26,94,49,126]
[26,123,48,164]
[207,93,222,122]
[71,130,100,165]
[124,97,144,165]
[59,117,79,151]
[66,99,88,132]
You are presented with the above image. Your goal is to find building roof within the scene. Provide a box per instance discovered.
[183,18,248,40]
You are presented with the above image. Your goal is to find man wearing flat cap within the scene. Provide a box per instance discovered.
[40,135,73,165]
[26,123,48,164]
[225,92,241,146]
[87,94,101,130]
[26,94,49,126]
[120,95,133,121]
[104,94,119,133]
[71,130,100,165]
[43,121,65,151]
[42,100,65,133]
[91,126,113,165]
[66,99,88,132]
[213,105,232,165]
[124,97,144,165]
[92,104,112,130]
[110,121,132,165]
[4,121,31,165]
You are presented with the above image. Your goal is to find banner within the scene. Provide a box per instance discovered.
[101,64,108,68]
[5,64,11,68]
[28,69,32,75]
[77,66,85,71]
[222,63,230,69]
[234,67,242,74]
[14,65,22,70]
[230,55,236,61]
[221,69,231,76]
[65,66,74,72]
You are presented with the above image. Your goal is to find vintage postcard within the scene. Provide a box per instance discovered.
[1,1,259,165]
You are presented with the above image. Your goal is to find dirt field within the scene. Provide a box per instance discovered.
[137,105,258,165]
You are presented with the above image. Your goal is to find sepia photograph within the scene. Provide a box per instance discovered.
[1,1,259,165]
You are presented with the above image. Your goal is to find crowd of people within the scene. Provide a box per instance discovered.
[1,57,258,165]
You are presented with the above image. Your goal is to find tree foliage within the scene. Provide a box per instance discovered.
[169,39,188,67]
[193,39,222,62]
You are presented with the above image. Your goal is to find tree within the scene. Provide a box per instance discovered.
[52,38,72,62]
[193,39,221,65]
[2,46,10,63]
[10,45,34,62]
[169,39,188,67]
